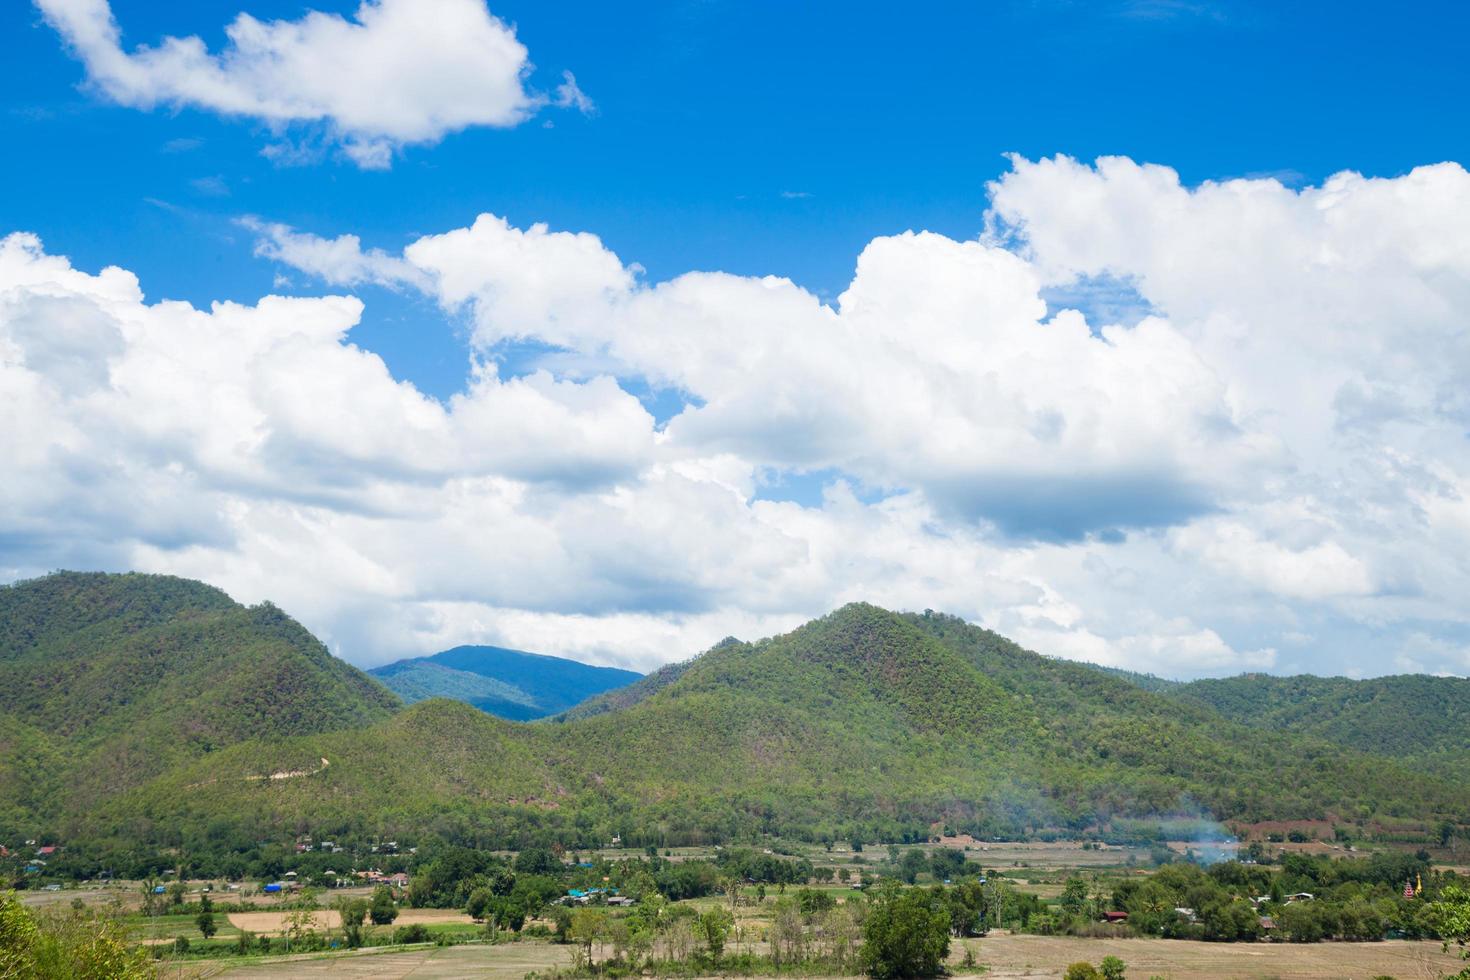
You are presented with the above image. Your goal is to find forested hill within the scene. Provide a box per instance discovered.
[70,601,1470,861]
[0,571,399,829]
[7,577,1470,861]
[1169,673,1470,777]
[370,645,641,720]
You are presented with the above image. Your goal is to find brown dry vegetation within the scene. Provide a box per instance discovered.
[225,908,473,936]
[956,933,1464,979]
[205,943,575,978]
[181,935,1470,980]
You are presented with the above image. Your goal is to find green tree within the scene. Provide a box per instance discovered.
[1277,902,1327,943]
[513,847,562,877]
[860,883,951,978]
[1100,955,1127,980]
[569,908,608,969]
[466,887,493,922]
[139,878,160,917]
[1428,884,1470,978]
[1063,964,1100,980]
[696,906,734,961]
[551,906,573,943]
[1060,877,1089,917]
[335,896,369,948]
[195,893,217,939]
[369,885,398,926]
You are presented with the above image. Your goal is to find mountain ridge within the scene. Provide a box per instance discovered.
[5,574,1469,865]
[369,644,642,720]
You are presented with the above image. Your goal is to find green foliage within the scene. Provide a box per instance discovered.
[860,882,951,978]
[1099,955,1127,980]
[392,923,430,944]
[335,896,368,947]
[695,906,733,960]
[369,886,398,926]
[194,893,216,939]
[1064,964,1101,980]
[1430,884,1470,976]
[1172,673,1470,778]
[10,582,1470,861]
[0,571,399,838]
[0,890,154,979]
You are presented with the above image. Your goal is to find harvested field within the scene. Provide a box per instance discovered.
[225,908,473,935]
[208,942,574,978]
[194,935,1468,979]
[956,933,1465,979]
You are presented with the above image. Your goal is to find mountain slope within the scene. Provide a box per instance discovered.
[0,571,400,831]
[1170,673,1470,778]
[88,602,1470,856]
[370,645,640,720]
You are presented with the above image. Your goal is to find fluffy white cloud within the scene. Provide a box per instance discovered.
[36,0,573,167]
[9,155,1470,678]
[264,216,1268,540]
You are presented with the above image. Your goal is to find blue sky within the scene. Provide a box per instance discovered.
[5,0,1470,676]
[6,0,1467,400]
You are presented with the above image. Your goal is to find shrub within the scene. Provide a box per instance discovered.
[393,923,431,944]
[1064,964,1100,980]
[0,891,155,978]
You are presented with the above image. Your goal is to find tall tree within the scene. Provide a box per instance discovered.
[860,883,951,978]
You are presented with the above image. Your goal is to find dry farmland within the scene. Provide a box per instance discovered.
[188,933,1469,979]
[224,907,473,936]
[957,933,1466,979]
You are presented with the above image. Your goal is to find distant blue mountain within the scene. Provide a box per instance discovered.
[369,645,642,720]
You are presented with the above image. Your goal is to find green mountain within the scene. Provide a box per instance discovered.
[8,575,1469,865]
[370,645,641,720]
[0,571,400,832]
[65,602,1470,860]
[1170,673,1470,780]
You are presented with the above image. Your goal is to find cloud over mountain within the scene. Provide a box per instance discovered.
[7,157,1470,678]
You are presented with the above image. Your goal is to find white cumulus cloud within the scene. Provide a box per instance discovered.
[36,0,570,167]
[9,155,1470,678]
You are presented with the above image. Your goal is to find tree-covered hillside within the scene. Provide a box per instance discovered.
[1170,673,1470,780]
[0,571,400,834]
[7,577,1470,868]
[370,645,641,720]
[57,601,1470,863]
